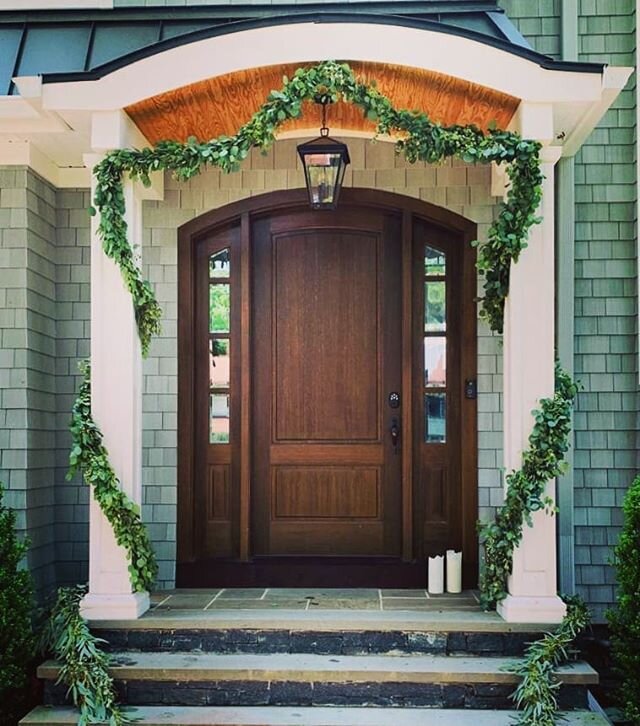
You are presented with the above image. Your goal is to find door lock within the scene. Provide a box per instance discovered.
[390,416,400,454]
[388,392,400,409]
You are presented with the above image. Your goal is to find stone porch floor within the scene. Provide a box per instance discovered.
[149,589,481,612]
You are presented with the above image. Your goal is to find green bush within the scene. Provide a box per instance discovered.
[608,474,640,724]
[0,483,37,725]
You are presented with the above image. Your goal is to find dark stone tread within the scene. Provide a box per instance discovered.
[43,678,589,710]
[92,629,544,656]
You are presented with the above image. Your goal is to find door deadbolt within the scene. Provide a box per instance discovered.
[388,392,400,409]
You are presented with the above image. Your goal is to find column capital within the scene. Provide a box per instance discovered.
[539,145,562,166]
[90,109,149,153]
[509,101,554,145]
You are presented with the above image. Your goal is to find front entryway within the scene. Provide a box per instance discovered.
[177,189,478,588]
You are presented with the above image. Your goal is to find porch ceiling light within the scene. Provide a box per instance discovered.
[297,101,350,210]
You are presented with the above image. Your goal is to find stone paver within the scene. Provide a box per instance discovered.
[89,608,554,632]
[38,652,598,685]
[20,706,610,726]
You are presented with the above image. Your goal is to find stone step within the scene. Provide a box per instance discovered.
[39,652,597,710]
[91,610,550,656]
[21,705,611,726]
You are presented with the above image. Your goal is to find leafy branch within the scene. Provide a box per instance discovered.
[479,363,578,610]
[511,596,590,725]
[68,361,157,593]
[92,60,543,351]
[43,585,128,726]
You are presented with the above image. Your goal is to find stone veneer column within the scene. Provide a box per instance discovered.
[80,111,162,620]
[498,139,567,624]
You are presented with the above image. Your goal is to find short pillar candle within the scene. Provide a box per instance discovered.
[428,555,444,594]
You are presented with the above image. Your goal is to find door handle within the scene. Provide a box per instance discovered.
[390,417,400,453]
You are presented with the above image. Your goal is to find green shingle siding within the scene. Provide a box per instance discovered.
[572,0,637,621]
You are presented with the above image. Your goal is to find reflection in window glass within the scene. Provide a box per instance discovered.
[210,284,230,333]
[210,393,230,443]
[210,339,230,388]
[425,392,446,443]
[424,337,446,387]
[425,281,446,332]
[209,249,231,278]
[424,246,446,276]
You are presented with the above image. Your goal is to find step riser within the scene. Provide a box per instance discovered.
[92,629,543,656]
[44,680,590,710]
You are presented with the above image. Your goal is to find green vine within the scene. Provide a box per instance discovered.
[92,60,542,349]
[479,363,578,610]
[68,361,157,592]
[44,585,128,726]
[511,596,590,725]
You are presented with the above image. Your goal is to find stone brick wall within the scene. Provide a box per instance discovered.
[141,138,504,587]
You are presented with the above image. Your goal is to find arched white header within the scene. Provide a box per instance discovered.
[37,22,608,112]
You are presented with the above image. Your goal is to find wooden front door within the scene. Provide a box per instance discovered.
[177,189,478,588]
[251,209,402,559]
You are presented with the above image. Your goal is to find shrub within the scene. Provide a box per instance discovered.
[608,474,640,723]
[0,483,36,725]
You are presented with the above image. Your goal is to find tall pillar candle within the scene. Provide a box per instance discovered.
[428,555,444,594]
[446,550,462,594]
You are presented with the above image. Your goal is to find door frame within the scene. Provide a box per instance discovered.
[177,188,478,586]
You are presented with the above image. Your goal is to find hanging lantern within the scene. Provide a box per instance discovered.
[297,102,350,210]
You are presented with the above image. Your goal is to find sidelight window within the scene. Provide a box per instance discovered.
[209,248,231,443]
[424,245,446,443]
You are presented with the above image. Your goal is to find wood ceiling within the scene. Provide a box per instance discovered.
[125,61,520,145]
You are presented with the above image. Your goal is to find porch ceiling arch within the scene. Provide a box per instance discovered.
[125,61,521,146]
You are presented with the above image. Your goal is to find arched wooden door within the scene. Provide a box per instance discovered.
[177,189,478,588]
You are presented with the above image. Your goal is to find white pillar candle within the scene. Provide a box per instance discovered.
[427,555,444,594]
[446,549,462,594]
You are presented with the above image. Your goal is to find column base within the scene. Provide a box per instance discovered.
[80,591,150,621]
[497,594,567,624]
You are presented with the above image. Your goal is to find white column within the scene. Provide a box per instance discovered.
[497,142,567,624]
[80,112,162,620]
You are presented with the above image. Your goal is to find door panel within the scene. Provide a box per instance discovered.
[273,231,379,442]
[252,209,402,558]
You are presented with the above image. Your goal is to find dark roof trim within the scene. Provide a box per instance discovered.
[41,11,604,86]
[0,2,503,23]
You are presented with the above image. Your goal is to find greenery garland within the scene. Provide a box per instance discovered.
[511,596,590,726]
[44,585,128,726]
[479,363,578,610]
[92,60,542,349]
[64,59,575,726]
[68,361,157,593]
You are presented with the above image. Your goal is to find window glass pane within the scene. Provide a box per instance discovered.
[210,283,230,333]
[425,392,446,444]
[425,246,446,276]
[209,248,230,278]
[210,339,230,388]
[424,336,446,387]
[210,393,230,444]
[425,281,446,332]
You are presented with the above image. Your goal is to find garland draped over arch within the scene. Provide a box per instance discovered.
[74,60,571,604]
[92,60,543,354]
